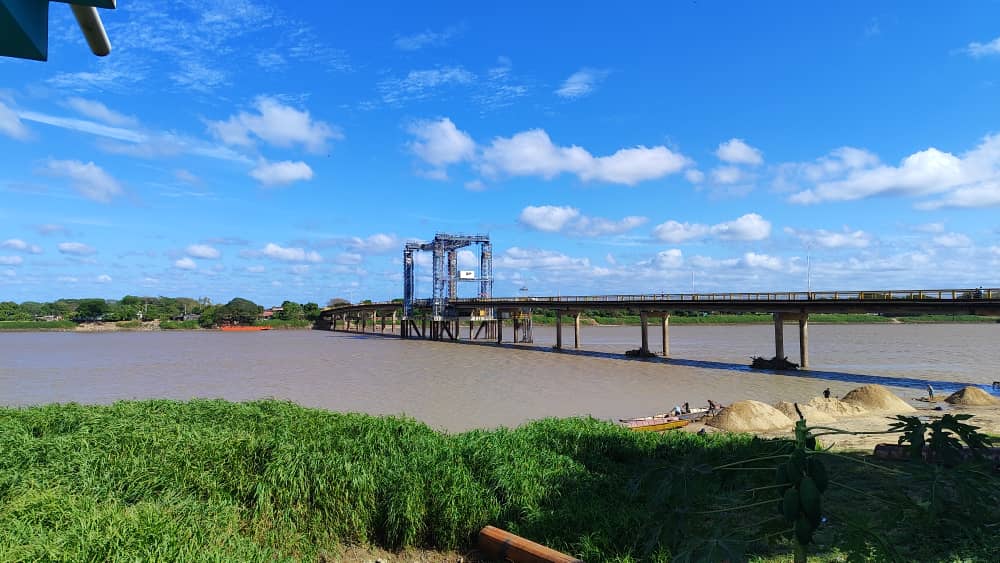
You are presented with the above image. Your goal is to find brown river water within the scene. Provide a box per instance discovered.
[2,324,998,432]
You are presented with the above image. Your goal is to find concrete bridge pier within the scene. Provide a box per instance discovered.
[574,312,581,349]
[773,313,784,359]
[639,311,650,355]
[660,313,670,357]
[799,313,809,369]
[772,312,810,368]
[496,316,503,344]
[555,312,563,349]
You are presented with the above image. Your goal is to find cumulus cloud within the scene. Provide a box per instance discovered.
[784,227,873,249]
[519,205,646,236]
[0,100,30,140]
[347,233,398,254]
[638,249,684,269]
[57,242,96,255]
[186,244,220,259]
[407,118,475,177]
[685,169,705,184]
[716,138,763,165]
[65,97,138,127]
[479,129,689,186]
[496,247,591,270]
[965,36,1000,57]
[175,257,197,270]
[250,160,314,186]
[0,256,23,266]
[43,159,123,203]
[96,274,112,283]
[788,135,1000,208]
[711,166,750,185]
[933,233,972,248]
[208,96,341,153]
[652,213,771,243]
[262,243,321,263]
[555,68,610,99]
[1,239,42,254]
[742,252,783,270]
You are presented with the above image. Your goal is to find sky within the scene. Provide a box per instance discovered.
[2,1,1000,306]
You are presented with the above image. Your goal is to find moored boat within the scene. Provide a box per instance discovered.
[621,418,691,432]
[219,325,272,331]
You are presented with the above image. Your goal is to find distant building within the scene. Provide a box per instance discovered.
[261,306,283,319]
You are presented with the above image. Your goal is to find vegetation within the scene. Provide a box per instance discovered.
[0,320,76,331]
[1,401,996,562]
[159,320,200,330]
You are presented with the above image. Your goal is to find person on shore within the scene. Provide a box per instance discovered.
[823,388,831,399]
[682,402,690,414]
[926,384,935,399]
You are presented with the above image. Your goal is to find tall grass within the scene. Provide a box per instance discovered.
[0,320,76,330]
[0,401,995,561]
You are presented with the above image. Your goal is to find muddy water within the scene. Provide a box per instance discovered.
[1,324,998,432]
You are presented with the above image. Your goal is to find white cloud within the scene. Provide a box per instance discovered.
[175,169,201,184]
[711,213,771,241]
[290,264,311,275]
[555,68,609,99]
[335,252,362,265]
[464,179,486,191]
[933,233,972,248]
[653,213,771,243]
[65,98,138,127]
[965,36,1000,58]
[347,233,398,254]
[1,239,42,254]
[915,222,945,234]
[96,274,112,283]
[716,138,763,165]
[652,220,710,243]
[378,66,476,105]
[774,147,879,192]
[0,256,23,266]
[208,96,341,153]
[262,243,321,263]
[250,160,314,186]
[175,257,197,270]
[57,242,96,256]
[785,227,873,249]
[711,165,749,185]
[394,26,461,50]
[0,100,30,140]
[519,205,646,236]
[186,244,220,259]
[496,247,591,270]
[685,169,705,184]
[256,51,286,70]
[480,128,689,186]
[742,252,783,271]
[407,118,475,176]
[43,159,123,203]
[639,249,684,269]
[246,265,266,273]
[788,135,1000,208]
[519,205,580,233]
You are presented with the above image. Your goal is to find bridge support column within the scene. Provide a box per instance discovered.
[640,311,650,355]
[661,314,670,357]
[392,310,397,332]
[421,318,427,339]
[774,313,784,359]
[799,314,809,368]
[574,312,581,349]
[513,315,520,343]
[555,312,563,349]
[496,316,503,344]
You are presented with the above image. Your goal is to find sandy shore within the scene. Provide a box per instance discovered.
[685,400,1000,452]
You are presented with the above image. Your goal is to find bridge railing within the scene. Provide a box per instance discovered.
[324,288,998,312]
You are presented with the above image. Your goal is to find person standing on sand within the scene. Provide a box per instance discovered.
[927,384,935,399]
[823,388,830,399]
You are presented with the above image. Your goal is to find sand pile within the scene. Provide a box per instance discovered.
[707,400,794,433]
[945,386,1000,406]
[773,401,837,424]
[806,397,867,417]
[842,385,915,413]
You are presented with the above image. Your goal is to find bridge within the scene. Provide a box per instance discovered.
[319,287,1000,369]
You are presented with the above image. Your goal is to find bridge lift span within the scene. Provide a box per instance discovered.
[402,233,492,321]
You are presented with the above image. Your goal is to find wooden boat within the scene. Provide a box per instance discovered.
[622,418,691,432]
[219,325,272,332]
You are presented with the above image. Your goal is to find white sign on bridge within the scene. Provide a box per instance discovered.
[459,270,476,279]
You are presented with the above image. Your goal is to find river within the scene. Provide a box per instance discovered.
[2,324,998,431]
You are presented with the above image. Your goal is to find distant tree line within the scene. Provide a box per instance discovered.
[0,296,323,327]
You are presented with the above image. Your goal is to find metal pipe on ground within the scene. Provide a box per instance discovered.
[478,526,583,563]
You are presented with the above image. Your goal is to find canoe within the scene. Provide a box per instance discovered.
[220,325,272,331]
[622,418,691,432]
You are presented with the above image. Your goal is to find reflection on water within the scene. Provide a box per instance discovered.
[1,323,997,432]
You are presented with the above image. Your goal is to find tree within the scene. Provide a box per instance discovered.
[0,301,21,321]
[327,297,350,307]
[278,301,304,321]
[75,299,108,321]
[217,297,261,325]
[302,302,320,321]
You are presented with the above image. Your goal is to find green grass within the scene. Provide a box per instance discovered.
[115,320,143,329]
[0,401,996,562]
[159,320,200,330]
[254,319,313,329]
[0,320,76,331]
[897,314,1000,323]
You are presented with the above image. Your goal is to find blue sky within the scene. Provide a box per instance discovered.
[2,1,1000,306]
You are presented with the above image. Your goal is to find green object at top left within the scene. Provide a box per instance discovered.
[1,0,115,61]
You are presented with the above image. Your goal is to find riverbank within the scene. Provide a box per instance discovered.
[0,320,315,332]
[1,400,996,562]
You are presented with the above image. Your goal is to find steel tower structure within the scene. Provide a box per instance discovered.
[403,233,492,320]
